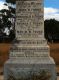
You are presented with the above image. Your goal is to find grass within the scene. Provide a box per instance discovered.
[0,43,11,66]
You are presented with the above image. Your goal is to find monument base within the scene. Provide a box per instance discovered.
[4,58,56,80]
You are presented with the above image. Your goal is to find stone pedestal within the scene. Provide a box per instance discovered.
[4,0,56,80]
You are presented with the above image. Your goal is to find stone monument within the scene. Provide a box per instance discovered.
[4,0,56,80]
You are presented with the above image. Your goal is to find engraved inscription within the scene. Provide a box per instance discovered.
[15,0,44,39]
[10,47,49,58]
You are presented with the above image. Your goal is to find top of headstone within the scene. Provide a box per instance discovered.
[16,0,43,1]
[15,0,44,39]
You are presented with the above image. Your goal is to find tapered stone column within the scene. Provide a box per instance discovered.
[4,0,57,80]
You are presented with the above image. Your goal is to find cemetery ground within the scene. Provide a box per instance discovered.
[0,43,59,79]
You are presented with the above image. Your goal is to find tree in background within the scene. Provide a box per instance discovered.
[6,0,15,4]
[0,0,59,43]
[44,19,59,43]
[0,1,15,43]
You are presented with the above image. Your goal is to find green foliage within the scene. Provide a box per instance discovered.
[44,19,59,42]
[6,0,16,4]
[0,2,15,42]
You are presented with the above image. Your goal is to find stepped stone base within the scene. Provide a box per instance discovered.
[9,45,49,59]
[4,0,56,79]
[4,58,57,80]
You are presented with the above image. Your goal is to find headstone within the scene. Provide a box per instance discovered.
[4,0,57,80]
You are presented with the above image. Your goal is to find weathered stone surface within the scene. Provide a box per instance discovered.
[4,58,56,80]
[9,45,49,58]
[4,0,56,80]
[15,0,44,39]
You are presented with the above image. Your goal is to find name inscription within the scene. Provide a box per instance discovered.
[15,0,44,39]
